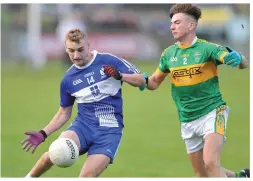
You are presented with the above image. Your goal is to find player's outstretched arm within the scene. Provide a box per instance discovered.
[41,106,73,136]
[147,71,168,90]
[21,106,73,153]
[223,47,248,69]
[120,73,146,87]
[103,65,146,87]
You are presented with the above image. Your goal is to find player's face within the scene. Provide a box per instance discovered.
[65,39,90,67]
[170,13,195,41]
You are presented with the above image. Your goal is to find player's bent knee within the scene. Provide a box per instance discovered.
[59,130,81,151]
[41,152,53,166]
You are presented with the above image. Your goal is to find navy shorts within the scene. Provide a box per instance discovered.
[65,120,122,162]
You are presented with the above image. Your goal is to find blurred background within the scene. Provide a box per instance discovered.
[1,4,250,177]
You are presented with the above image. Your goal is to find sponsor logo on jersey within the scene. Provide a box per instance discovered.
[172,67,202,79]
[170,57,178,62]
[84,72,95,78]
[73,79,83,85]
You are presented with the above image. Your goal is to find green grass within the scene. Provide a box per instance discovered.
[1,61,250,177]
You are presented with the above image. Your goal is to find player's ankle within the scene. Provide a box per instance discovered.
[25,173,32,178]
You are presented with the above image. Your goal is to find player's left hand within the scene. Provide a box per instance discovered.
[223,46,242,67]
[103,65,122,80]
[21,131,46,154]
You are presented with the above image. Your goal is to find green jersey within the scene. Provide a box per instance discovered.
[157,37,229,122]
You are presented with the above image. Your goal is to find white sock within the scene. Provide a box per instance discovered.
[25,173,32,178]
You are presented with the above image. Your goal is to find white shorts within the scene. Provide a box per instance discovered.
[181,105,229,154]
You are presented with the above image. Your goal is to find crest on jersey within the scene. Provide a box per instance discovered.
[194,52,201,62]
[100,67,107,79]
[100,67,105,76]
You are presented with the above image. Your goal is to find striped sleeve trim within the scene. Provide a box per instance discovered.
[100,52,140,74]
[219,52,228,64]
[156,68,169,75]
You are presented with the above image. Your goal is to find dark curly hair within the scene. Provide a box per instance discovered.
[169,4,202,21]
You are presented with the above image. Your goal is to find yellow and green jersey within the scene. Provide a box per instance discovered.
[157,37,229,122]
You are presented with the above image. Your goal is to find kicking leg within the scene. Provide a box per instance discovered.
[26,152,53,177]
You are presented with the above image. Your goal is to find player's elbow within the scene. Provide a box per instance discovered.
[137,76,146,87]
[147,87,156,91]
[147,78,161,90]
[147,83,159,90]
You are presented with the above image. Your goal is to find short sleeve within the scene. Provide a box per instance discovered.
[157,50,170,74]
[209,43,229,65]
[60,78,75,107]
[109,55,141,74]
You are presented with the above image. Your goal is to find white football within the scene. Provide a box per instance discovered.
[48,138,79,168]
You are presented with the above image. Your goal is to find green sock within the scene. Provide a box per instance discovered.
[235,171,244,177]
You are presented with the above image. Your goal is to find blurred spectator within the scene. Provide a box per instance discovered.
[152,11,170,36]
[1,4,250,64]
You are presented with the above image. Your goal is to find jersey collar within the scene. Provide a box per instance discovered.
[74,50,98,69]
[177,36,198,49]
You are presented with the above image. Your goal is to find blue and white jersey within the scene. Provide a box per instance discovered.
[60,50,140,130]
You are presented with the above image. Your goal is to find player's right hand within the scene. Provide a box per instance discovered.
[223,46,242,67]
[103,65,122,80]
[21,131,46,154]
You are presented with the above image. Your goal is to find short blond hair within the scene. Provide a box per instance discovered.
[65,28,86,43]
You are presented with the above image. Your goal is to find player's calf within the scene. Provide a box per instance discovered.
[204,157,223,177]
[28,152,54,177]
[188,149,209,177]
[203,133,226,177]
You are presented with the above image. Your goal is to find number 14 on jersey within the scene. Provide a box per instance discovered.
[87,76,95,85]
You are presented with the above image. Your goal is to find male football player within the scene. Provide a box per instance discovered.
[104,4,249,178]
[21,28,145,177]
